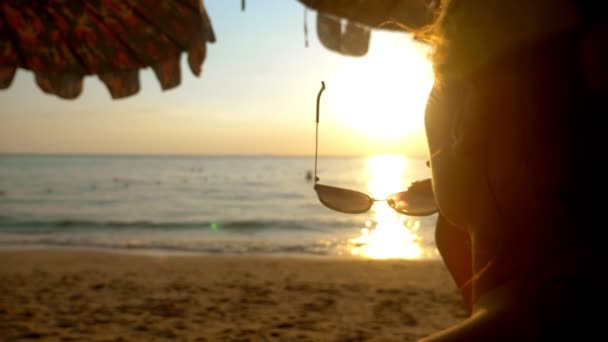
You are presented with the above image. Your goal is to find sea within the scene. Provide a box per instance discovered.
[0,155,439,259]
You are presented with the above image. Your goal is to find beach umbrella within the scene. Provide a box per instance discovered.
[0,0,215,99]
[298,0,436,56]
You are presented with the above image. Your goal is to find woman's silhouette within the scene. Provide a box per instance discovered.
[419,1,606,340]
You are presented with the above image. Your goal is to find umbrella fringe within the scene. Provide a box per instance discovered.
[35,73,83,99]
[0,0,214,99]
[99,70,140,100]
[0,66,16,89]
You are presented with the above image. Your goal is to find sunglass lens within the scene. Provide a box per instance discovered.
[315,184,373,214]
[387,179,438,216]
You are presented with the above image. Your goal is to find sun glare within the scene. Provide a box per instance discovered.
[349,154,425,259]
[330,33,434,141]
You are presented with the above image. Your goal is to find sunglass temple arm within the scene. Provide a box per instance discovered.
[314,81,325,184]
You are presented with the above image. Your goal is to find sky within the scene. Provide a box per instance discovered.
[0,0,434,157]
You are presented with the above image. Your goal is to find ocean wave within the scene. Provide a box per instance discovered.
[0,217,359,233]
[0,237,351,257]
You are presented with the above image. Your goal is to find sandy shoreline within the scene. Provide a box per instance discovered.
[0,250,467,341]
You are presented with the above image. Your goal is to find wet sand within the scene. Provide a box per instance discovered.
[0,250,467,341]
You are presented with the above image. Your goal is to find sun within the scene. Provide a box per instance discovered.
[329,33,434,141]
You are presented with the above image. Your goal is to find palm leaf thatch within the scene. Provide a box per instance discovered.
[0,0,215,99]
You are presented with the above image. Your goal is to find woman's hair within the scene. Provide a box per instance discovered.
[418,0,593,84]
[412,0,450,84]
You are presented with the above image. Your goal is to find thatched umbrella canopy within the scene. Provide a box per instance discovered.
[0,0,215,99]
[298,0,436,56]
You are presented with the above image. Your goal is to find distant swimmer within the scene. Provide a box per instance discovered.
[306,170,313,182]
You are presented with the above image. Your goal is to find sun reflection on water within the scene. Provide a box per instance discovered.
[349,155,425,259]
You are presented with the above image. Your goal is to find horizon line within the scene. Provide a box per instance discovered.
[0,152,428,159]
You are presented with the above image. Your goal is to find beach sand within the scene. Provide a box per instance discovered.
[0,250,467,341]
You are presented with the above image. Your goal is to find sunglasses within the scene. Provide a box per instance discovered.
[313,81,438,216]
